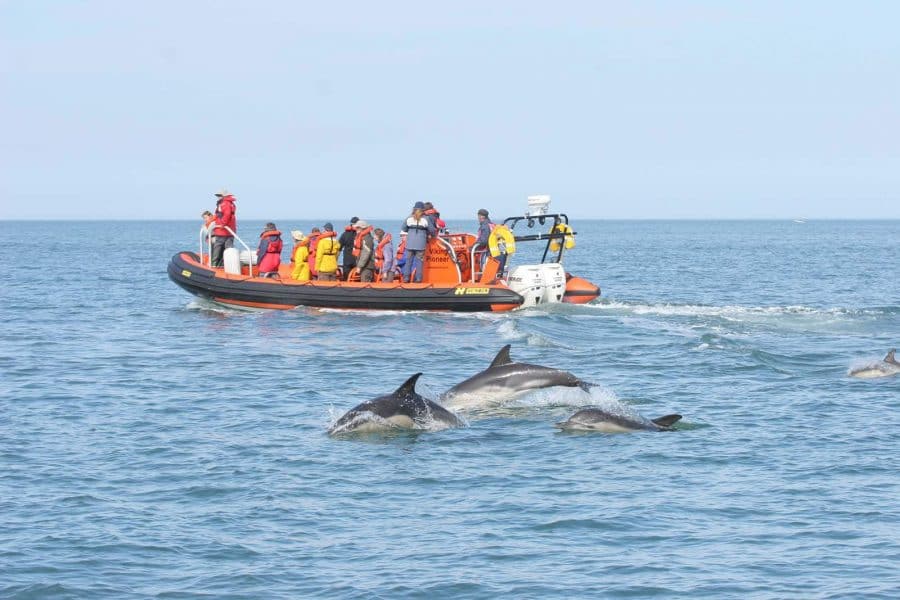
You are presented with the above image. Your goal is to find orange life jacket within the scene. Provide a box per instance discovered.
[374,233,392,270]
[316,230,338,254]
[396,237,407,261]
[352,226,374,257]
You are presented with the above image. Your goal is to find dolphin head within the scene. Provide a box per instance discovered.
[555,408,682,433]
[329,373,461,435]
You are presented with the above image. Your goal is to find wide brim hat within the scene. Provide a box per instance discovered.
[291,230,306,242]
[215,188,230,197]
[353,219,370,229]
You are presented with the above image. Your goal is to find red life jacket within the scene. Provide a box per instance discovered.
[352,226,374,257]
[258,230,283,273]
[374,233,392,270]
[212,196,236,237]
[424,208,446,230]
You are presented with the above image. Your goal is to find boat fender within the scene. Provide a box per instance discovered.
[488,225,516,258]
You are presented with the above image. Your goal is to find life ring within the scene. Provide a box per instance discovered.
[549,223,575,252]
[488,225,516,257]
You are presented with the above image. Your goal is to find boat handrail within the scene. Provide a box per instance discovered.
[435,237,462,282]
[470,245,481,282]
[198,225,256,277]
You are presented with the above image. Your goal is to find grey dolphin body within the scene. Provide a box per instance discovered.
[849,349,900,379]
[441,345,588,410]
[328,373,462,435]
[555,408,682,433]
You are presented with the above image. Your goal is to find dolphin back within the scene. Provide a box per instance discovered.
[651,414,683,429]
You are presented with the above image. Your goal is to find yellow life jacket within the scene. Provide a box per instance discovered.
[549,223,575,252]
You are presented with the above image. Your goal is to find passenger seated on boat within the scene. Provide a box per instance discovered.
[307,227,321,279]
[352,220,376,283]
[373,228,395,282]
[256,223,283,278]
[290,230,310,281]
[200,210,215,245]
[395,231,408,278]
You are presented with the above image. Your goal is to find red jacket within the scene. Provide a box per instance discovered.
[212,195,237,237]
[257,230,283,273]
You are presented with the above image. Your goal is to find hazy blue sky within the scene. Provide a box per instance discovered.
[2,1,899,220]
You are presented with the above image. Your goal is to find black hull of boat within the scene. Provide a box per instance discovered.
[168,252,524,312]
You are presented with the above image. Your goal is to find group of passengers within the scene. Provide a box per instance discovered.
[202,190,496,282]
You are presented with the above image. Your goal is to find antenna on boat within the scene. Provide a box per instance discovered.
[526,195,551,217]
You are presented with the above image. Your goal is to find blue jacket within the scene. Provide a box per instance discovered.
[475,219,493,247]
[401,216,433,251]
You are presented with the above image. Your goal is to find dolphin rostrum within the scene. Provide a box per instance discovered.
[849,349,900,379]
[328,373,462,435]
[441,344,589,410]
[555,408,682,433]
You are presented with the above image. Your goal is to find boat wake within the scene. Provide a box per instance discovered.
[577,299,897,334]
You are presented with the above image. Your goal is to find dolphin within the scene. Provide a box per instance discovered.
[328,373,462,435]
[441,344,588,410]
[849,349,900,379]
[555,408,682,433]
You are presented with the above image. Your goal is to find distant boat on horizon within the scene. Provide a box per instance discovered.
[793,218,807,224]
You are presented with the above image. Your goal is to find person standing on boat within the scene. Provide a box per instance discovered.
[315,222,341,281]
[210,189,237,268]
[339,217,359,281]
[290,230,311,281]
[352,219,376,283]
[474,208,493,268]
[256,223,283,277]
[423,202,447,234]
[401,202,434,283]
[373,228,395,283]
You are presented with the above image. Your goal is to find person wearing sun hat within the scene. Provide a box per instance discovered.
[290,230,311,281]
[351,219,376,282]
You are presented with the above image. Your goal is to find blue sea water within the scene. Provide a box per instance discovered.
[1,219,898,599]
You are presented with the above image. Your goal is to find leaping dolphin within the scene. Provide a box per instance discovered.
[441,344,589,410]
[555,408,682,433]
[849,349,900,379]
[328,373,463,435]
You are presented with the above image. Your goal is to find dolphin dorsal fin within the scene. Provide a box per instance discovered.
[885,349,897,363]
[395,373,423,397]
[490,344,513,368]
[652,414,682,427]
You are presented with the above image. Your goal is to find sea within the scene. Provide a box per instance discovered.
[1,219,898,599]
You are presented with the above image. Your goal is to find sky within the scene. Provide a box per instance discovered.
[1,1,899,220]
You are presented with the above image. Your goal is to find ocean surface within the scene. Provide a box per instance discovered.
[1,219,898,599]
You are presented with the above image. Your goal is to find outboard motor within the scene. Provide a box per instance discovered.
[506,263,566,307]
